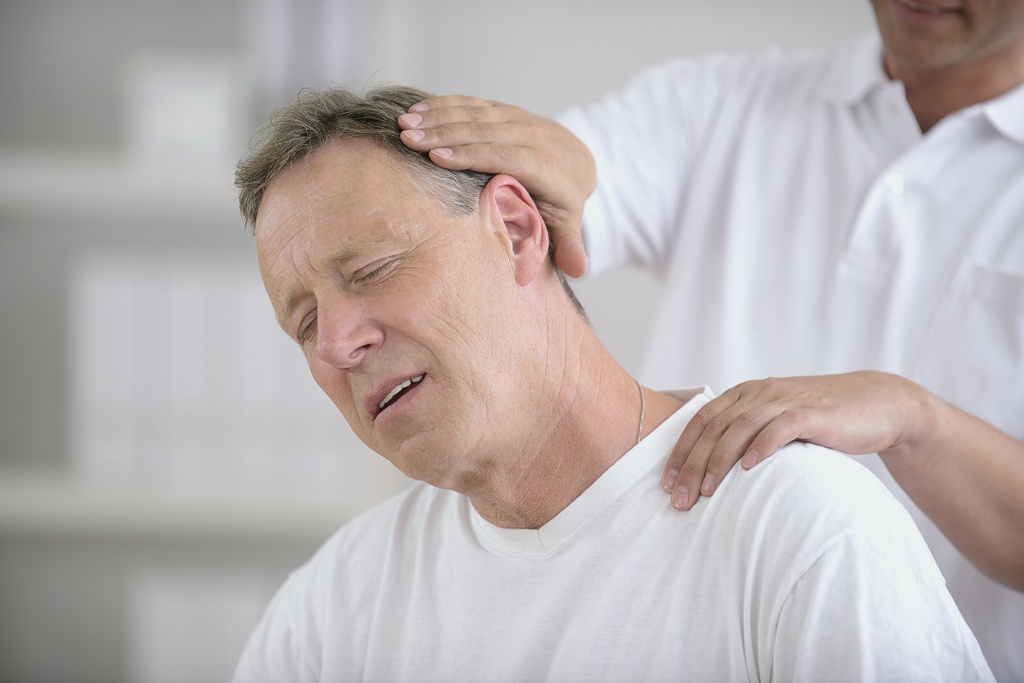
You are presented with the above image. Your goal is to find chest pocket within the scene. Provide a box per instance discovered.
[914,263,1024,440]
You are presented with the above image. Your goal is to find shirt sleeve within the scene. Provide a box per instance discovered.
[232,573,320,683]
[557,54,743,277]
[769,500,995,682]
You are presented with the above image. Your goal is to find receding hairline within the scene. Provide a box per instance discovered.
[236,85,490,231]
[251,135,425,231]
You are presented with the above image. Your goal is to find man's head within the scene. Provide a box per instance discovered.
[237,86,584,315]
[236,86,586,490]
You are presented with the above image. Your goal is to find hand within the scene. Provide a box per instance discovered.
[663,371,927,509]
[398,95,595,277]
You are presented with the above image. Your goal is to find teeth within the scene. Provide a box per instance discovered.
[379,374,424,410]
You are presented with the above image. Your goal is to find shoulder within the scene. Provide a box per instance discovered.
[730,446,993,680]
[623,40,851,107]
[746,441,893,511]
[715,440,892,512]
[310,481,457,580]
[233,483,460,680]
[562,40,862,158]
[709,442,930,578]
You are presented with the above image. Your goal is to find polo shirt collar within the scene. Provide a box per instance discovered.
[983,81,1024,145]
[818,31,1024,145]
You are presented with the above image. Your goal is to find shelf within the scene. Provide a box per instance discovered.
[0,475,402,541]
[0,150,240,219]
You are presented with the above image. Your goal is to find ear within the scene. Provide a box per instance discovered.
[481,174,549,287]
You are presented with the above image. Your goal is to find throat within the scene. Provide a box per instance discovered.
[463,435,626,530]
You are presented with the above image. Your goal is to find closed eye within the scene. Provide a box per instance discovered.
[357,259,393,283]
[362,264,388,280]
[296,310,317,345]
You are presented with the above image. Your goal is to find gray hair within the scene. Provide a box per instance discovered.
[236,85,490,227]
[235,84,586,319]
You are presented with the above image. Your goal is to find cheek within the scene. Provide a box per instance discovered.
[308,360,361,422]
[433,278,513,366]
[399,266,486,343]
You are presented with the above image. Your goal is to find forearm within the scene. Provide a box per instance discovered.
[881,388,1024,591]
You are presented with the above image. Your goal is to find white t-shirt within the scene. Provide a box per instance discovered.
[234,389,992,683]
[560,33,1024,681]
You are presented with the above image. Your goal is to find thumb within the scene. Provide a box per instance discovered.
[552,228,588,277]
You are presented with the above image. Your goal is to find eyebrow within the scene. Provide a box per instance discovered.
[276,290,307,332]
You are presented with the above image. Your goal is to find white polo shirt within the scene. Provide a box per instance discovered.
[561,32,1024,681]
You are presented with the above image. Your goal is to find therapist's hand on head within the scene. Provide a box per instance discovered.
[398,95,594,278]
[662,371,927,509]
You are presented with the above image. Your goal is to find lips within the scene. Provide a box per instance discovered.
[369,373,425,420]
[897,0,959,13]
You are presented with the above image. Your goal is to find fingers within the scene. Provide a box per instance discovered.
[399,103,553,182]
[397,94,594,280]
[740,409,813,469]
[662,372,910,511]
[401,117,533,153]
[663,386,805,511]
[670,406,764,510]
[408,94,501,114]
[552,232,588,278]
[413,141,536,175]
[399,98,530,152]
[662,393,742,510]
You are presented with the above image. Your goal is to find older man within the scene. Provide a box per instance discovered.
[232,86,991,682]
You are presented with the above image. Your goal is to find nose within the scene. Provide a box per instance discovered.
[314,294,383,369]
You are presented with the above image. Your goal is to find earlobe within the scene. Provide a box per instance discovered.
[485,174,549,287]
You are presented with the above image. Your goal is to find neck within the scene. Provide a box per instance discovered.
[886,42,1024,132]
[466,326,681,530]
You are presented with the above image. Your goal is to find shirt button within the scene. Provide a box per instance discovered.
[884,173,905,196]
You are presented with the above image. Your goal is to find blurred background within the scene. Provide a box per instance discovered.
[0,1,873,681]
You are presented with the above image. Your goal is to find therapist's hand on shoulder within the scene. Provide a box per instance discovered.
[398,94,594,278]
[664,371,927,509]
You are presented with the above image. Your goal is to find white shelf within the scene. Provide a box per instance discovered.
[0,150,240,218]
[0,475,394,540]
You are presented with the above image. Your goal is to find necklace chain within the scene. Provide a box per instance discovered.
[636,379,646,445]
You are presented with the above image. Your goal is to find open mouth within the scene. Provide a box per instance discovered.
[374,374,425,419]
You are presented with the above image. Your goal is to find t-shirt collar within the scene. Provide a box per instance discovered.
[470,386,714,556]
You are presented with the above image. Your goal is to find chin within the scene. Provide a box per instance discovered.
[386,438,460,486]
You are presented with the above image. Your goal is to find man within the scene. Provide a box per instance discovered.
[397,0,1024,678]
[232,85,992,681]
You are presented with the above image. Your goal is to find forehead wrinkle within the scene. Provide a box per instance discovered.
[258,177,350,328]
[268,208,409,332]
[260,139,455,330]
[268,244,314,332]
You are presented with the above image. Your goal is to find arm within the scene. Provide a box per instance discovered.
[398,95,594,277]
[881,391,1024,591]
[663,371,1024,591]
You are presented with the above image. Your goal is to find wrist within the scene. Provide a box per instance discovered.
[878,377,944,473]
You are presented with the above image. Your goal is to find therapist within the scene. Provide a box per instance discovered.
[397,0,1024,680]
